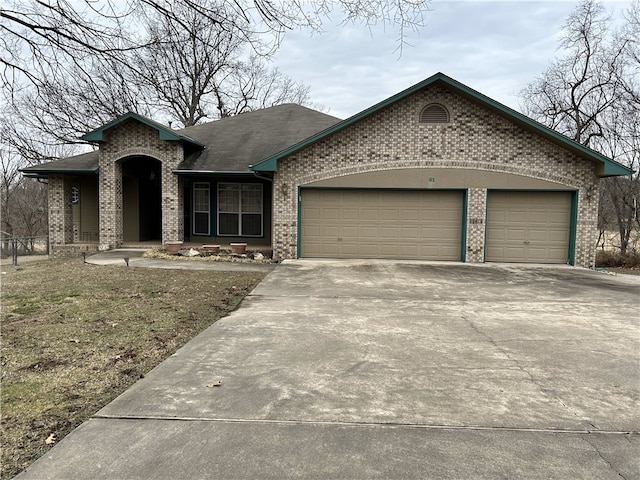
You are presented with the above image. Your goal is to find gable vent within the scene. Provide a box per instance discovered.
[420,104,450,123]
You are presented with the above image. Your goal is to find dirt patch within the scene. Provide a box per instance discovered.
[0,257,266,479]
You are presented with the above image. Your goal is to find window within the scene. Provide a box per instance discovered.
[218,183,263,236]
[420,104,450,123]
[193,183,210,235]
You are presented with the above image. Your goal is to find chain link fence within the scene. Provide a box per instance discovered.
[0,236,50,265]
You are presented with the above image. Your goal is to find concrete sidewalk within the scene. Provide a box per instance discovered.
[85,248,276,272]
[17,260,640,479]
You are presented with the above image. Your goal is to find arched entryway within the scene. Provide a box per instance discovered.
[121,157,162,242]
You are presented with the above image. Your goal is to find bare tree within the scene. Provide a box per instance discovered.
[1,0,431,145]
[519,0,624,146]
[1,0,431,89]
[520,0,639,257]
[211,55,312,119]
[0,146,47,240]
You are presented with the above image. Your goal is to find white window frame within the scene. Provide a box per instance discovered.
[217,183,263,237]
[193,182,210,236]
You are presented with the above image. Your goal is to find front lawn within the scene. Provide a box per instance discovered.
[1,258,265,479]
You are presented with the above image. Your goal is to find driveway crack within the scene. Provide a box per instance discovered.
[460,314,596,429]
[581,435,628,479]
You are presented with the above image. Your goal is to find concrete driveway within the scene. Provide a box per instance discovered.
[18,261,640,479]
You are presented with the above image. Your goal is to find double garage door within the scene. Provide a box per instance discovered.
[300,189,572,264]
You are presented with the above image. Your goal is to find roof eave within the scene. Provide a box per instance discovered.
[19,168,99,177]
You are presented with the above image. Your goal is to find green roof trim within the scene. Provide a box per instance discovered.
[251,72,633,177]
[81,112,204,148]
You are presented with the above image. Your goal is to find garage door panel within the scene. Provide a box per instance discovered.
[304,208,321,220]
[361,209,379,221]
[486,191,571,264]
[321,226,339,237]
[360,226,378,238]
[528,230,549,242]
[301,189,463,260]
[381,209,400,221]
[380,227,399,239]
[323,209,340,220]
[507,230,526,241]
[400,227,419,239]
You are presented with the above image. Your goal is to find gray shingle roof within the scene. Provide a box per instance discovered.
[175,104,340,172]
[21,151,99,177]
[20,104,341,177]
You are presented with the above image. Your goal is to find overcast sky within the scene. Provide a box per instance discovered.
[272,0,631,119]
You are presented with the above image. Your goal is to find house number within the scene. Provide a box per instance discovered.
[428,177,436,183]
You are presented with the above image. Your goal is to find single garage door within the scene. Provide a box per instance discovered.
[300,189,463,260]
[486,191,572,264]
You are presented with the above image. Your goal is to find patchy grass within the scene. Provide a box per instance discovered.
[1,258,266,479]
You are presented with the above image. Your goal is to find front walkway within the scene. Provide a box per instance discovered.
[85,248,276,272]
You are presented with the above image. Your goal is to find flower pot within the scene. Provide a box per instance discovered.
[165,241,183,255]
[201,244,220,254]
[230,243,247,255]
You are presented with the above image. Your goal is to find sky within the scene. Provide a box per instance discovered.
[272,0,631,119]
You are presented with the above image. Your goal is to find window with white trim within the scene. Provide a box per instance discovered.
[193,182,210,235]
[217,183,263,236]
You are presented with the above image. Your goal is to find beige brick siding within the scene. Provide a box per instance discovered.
[48,175,74,248]
[97,119,184,248]
[465,188,487,263]
[272,84,600,267]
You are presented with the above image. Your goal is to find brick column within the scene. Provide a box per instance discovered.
[98,157,123,249]
[48,175,74,248]
[575,181,599,268]
[161,171,183,244]
[465,188,487,263]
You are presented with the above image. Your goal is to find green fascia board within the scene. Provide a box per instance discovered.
[172,170,254,176]
[252,72,633,177]
[81,112,204,148]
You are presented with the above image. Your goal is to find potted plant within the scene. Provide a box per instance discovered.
[165,241,183,255]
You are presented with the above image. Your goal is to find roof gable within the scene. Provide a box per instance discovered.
[81,112,204,148]
[251,72,633,177]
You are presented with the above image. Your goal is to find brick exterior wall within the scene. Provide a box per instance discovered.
[272,85,601,267]
[48,175,74,249]
[465,188,487,263]
[98,120,184,248]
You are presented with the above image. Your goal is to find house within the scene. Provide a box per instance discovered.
[21,72,633,267]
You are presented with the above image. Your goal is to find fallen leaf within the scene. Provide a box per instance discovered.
[206,380,222,387]
[45,433,56,445]
[69,339,79,343]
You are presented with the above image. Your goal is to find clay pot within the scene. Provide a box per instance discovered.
[230,243,247,255]
[165,241,183,255]
[201,244,220,254]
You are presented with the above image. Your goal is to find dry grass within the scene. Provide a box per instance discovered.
[0,258,265,479]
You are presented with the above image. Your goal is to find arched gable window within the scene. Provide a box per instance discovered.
[420,104,450,124]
